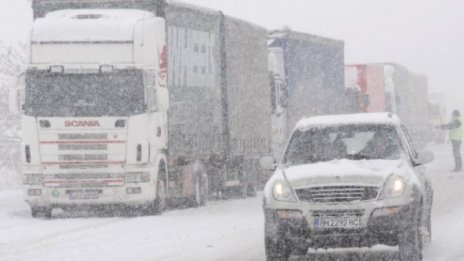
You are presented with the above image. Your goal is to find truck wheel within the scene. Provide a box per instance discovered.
[398,206,423,261]
[152,179,166,214]
[31,206,52,219]
[265,236,290,261]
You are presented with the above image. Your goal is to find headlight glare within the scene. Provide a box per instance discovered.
[23,174,43,185]
[272,180,297,202]
[379,175,405,199]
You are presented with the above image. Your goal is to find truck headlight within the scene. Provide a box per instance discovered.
[126,172,150,183]
[23,174,43,185]
[273,180,297,202]
[379,175,405,199]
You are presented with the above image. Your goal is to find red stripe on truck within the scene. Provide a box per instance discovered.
[40,141,126,144]
[42,161,125,165]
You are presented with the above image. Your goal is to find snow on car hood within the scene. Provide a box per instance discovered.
[283,159,402,189]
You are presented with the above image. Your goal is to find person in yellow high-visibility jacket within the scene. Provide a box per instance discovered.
[438,110,464,172]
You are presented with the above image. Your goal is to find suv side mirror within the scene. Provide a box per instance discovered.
[157,87,169,111]
[260,156,277,170]
[415,150,434,166]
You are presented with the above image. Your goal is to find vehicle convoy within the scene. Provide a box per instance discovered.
[260,113,434,261]
[345,63,430,148]
[268,29,346,159]
[10,0,271,217]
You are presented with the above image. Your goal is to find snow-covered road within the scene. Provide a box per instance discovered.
[0,144,463,261]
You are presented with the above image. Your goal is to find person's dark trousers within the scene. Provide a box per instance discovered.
[452,140,462,171]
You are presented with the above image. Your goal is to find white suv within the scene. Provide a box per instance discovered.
[261,113,434,261]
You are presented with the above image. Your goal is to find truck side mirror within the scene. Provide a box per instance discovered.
[7,75,24,115]
[157,87,169,111]
[260,156,277,170]
[8,88,20,114]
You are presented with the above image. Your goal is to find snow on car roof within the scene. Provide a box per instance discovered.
[32,9,157,43]
[295,113,401,131]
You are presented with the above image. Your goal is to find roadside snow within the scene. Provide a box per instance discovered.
[0,192,264,261]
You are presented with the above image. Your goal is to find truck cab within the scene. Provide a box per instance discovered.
[13,9,170,217]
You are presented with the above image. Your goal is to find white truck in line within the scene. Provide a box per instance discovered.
[345,63,430,148]
[268,29,346,159]
[10,0,272,217]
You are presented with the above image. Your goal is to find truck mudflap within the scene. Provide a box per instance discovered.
[167,158,209,207]
[206,155,258,199]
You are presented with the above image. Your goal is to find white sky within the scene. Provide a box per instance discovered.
[1,0,463,111]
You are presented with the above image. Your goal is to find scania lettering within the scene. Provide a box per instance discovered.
[65,120,101,128]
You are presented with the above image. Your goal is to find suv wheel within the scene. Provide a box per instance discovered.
[398,205,423,261]
[265,236,290,261]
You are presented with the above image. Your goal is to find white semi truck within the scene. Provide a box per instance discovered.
[345,63,430,148]
[11,0,272,217]
[11,9,174,217]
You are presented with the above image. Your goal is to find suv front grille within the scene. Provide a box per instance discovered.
[295,185,379,203]
[312,209,364,217]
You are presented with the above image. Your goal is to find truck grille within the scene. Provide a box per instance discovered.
[58,133,108,140]
[295,186,379,203]
[40,131,126,170]
[44,173,125,187]
[59,154,108,161]
[58,144,108,151]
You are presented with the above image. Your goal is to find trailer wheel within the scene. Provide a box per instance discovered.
[247,184,257,197]
[192,172,208,207]
[240,183,248,198]
[31,206,52,219]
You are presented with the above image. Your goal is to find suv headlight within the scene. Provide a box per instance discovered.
[378,175,406,199]
[272,180,297,202]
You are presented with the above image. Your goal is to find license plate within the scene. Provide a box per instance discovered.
[69,191,99,200]
[315,217,360,229]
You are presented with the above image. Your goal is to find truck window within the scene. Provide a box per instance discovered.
[25,69,145,117]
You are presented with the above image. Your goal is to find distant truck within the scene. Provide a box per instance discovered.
[11,0,271,217]
[345,63,429,148]
[268,29,346,158]
[428,93,447,144]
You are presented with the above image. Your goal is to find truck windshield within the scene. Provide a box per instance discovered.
[283,125,401,166]
[24,69,145,117]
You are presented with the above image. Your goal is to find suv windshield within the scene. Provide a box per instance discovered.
[24,69,145,117]
[283,124,401,165]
